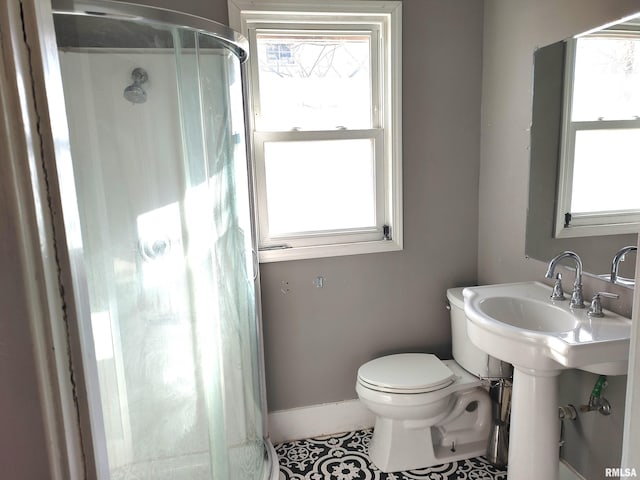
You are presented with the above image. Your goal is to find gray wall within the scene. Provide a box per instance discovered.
[479,1,640,477]
[7,1,639,479]
[118,0,229,23]
[260,0,484,412]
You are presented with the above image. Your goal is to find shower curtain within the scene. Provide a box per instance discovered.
[33,3,273,479]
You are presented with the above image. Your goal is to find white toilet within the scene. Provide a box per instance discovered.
[356,287,508,473]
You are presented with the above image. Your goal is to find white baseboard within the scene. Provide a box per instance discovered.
[268,399,375,445]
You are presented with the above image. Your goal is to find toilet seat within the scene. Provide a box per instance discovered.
[357,353,456,394]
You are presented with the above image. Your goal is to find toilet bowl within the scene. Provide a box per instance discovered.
[355,287,508,473]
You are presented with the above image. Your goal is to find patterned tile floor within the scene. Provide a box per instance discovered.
[275,429,507,480]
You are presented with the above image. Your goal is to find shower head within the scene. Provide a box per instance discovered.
[124,67,148,104]
[124,84,146,104]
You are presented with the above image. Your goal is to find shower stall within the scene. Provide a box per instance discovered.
[6,0,276,478]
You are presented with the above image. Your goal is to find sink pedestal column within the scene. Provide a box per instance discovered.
[508,367,561,480]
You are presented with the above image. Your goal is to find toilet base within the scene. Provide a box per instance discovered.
[368,387,491,473]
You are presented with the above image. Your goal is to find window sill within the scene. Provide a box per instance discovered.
[258,238,402,263]
[554,221,640,238]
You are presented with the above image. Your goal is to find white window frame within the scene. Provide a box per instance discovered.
[555,35,640,238]
[229,0,402,262]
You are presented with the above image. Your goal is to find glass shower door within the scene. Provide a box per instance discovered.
[52,6,265,480]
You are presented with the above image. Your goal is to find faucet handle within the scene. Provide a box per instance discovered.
[550,273,566,301]
[587,292,620,318]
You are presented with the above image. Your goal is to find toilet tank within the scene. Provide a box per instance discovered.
[446,287,510,379]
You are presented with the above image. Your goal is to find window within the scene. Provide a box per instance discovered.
[229,0,402,261]
[556,27,640,238]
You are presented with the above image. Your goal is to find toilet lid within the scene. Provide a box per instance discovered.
[357,353,455,394]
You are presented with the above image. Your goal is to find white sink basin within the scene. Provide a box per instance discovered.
[463,281,632,480]
[463,281,631,375]
[478,296,579,333]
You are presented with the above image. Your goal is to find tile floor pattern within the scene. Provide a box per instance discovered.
[275,429,507,480]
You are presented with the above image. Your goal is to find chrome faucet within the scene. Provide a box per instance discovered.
[610,245,637,285]
[545,251,584,308]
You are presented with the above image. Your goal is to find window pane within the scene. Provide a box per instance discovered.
[264,139,376,235]
[571,129,640,212]
[572,36,640,121]
[256,32,372,130]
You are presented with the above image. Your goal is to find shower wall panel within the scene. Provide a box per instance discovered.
[59,51,213,475]
[57,41,265,478]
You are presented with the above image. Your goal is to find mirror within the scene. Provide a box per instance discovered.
[526,15,639,282]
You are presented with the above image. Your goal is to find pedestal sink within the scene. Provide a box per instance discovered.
[463,281,631,480]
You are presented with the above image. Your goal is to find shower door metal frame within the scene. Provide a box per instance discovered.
[53,0,248,59]
[6,0,274,478]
